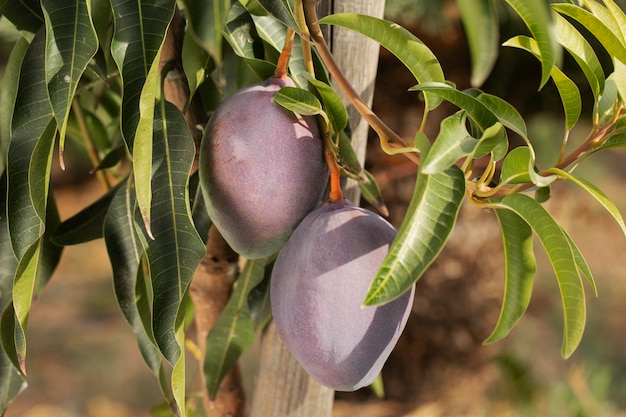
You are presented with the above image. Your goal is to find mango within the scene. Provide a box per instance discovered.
[270,199,415,391]
[199,76,328,259]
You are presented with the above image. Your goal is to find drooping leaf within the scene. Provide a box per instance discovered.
[466,89,529,140]
[563,226,597,296]
[358,169,388,218]
[204,258,267,399]
[41,0,98,166]
[274,86,323,116]
[317,13,446,110]
[304,74,348,134]
[553,3,626,64]
[0,37,30,176]
[53,182,122,245]
[0,174,27,414]
[547,168,626,238]
[504,35,582,131]
[2,0,44,33]
[499,193,586,358]
[181,30,212,103]
[485,208,536,344]
[456,0,499,87]
[142,101,205,414]
[180,0,230,63]
[553,13,604,100]
[103,180,170,398]
[505,0,559,89]
[364,166,465,306]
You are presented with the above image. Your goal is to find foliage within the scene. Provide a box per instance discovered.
[1,0,626,415]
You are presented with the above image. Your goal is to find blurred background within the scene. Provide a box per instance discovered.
[2,1,626,416]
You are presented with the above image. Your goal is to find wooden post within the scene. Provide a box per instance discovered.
[249,1,386,416]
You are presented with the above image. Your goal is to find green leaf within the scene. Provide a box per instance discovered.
[274,86,323,116]
[0,174,27,414]
[256,0,298,30]
[546,168,626,238]
[499,193,586,358]
[421,111,476,174]
[364,166,466,306]
[602,0,626,42]
[505,35,582,131]
[0,37,29,177]
[456,0,499,87]
[41,0,98,166]
[180,0,230,63]
[505,0,558,89]
[358,169,388,218]
[409,82,499,131]
[304,74,348,134]
[7,28,55,259]
[553,13,604,100]
[467,89,529,140]
[109,0,175,151]
[563,227,597,296]
[181,30,212,102]
[2,0,44,33]
[553,3,626,65]
[205,258,266,399]
[53,183,122,245]
[612,57,626,105]
[104,180,168,390]
[500,146,533,184]
[145,101,206,362]
[317,13,445,110]
[485,208,536,344]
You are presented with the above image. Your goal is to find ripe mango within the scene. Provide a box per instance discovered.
[199,76,328,258]
[270,199,415,391]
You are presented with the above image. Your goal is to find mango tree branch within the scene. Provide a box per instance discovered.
[303,0,420,165]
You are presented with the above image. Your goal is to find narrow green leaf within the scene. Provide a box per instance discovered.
[358,169,388,218]
[456,0,499,87]
[41,0,98,166]
[584,0,623,41]
[256,0,298,30]
[547,168,626,238]
[7,28,54,259]
[180,0,230,63]
[553,3,626,64]
[109,0,175,151]
[104,180,166,382]
[274,86,323,116]
[364,166,465,306]
[53,183,122,245]
[205,258,266,399]
[485,209,536,344]
[304,74,348,133]
[554,13,604,100]
[500,193,586,358]
[145,101,205,363]
[563,227,597,296]
[612,57,626,105]
[467,89,529,140]
[505,35,581,131]
[602,0,626,41]
[317,13,446,110]
[181,31,212,102]
[409,82,499,131]
[0,37,30,176]
[0,174,27,413]
[505,0,558,88]
[2,0,44,33]
[421,111,476,174]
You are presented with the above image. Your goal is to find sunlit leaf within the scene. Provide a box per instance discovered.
[456,0,499,87]
[274,86,323,116]
[304,74,348,133]
[553,13,604,100]
[318,13,446,110]
[500,146,533,184]
[485,208,536,344]
[205,258,266,399]
[466,89,529,140]
[547,167,626,238]
[421,111,475,174]
[41,0,98,167]
[256,0,298,30]
[553,3,626,64]
[505,0,558,89]
[499,193,586,358]
[504,35,581,131]
[364,166,465,306]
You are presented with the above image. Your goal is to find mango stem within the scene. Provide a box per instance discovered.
[275,28,296,79]
[325,149,343,201]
